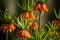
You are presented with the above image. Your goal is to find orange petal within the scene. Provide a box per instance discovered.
[42,3,48,12]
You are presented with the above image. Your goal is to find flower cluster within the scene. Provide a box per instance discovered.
[15,11,38,39]
[16,21,38,38]
[52,20,60,28]
[33,3,48,13]
[21,12,35,20]
[0,0,49,40]
[30,22,38,29]
[0,23,15,32]
[16,30,30,38]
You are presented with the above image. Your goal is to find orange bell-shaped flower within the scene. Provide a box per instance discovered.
[0,23,15,32]
[21,12,35,20]
[16,30,23,38]
[52,20,60,28]
[30,22,38,29]
[33,3,41,12]
[28,12,35,20]
[41,3,48,13]
[16,30,30,38]
[21,12,29,19]
[33,3,48,13]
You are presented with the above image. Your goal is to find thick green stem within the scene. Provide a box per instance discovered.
[28,0,29,11]
[42,0,44,2]
[39,13,41,31]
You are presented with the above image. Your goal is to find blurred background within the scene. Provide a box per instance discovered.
[0,0,60,40]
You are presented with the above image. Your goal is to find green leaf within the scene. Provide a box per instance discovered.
[17,0,34,11]
[17,18,22,26]
[17,2,23,9]
[35,0,48,3]
[54,8,60,20]
[45,24,51,31]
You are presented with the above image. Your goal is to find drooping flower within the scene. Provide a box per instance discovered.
[16,30,30,38]
[28,12,35,20]
[41,3,48,13]
[21,12,35,20]
[30,22,38,29]
[0,23,15,32]
[16,30,23,38]
[9,23,15,31]
[33,3,48,13]
[33,3,41,12]
[21,12,29,19]
[52,20,60,28]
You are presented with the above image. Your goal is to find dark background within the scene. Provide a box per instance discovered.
[0,0,60,40]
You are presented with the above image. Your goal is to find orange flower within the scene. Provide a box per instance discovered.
[21,12,29,19]
[55,32,60,37]
[52,20,60,28]
[9,23,15,31]
[55,32,59,36]
[30,22,38,29]
[16,30,23,38]
[0,23,15,32]
[33,3,48,13]
[21,12,35,20]
[28,12,35,20]
[16,30,30,38]
[33,3,41,12]
[41,3,48,13]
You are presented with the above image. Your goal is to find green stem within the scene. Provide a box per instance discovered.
[39,13,41,31]
[42,0,44,2]
[43,31,49,40]
[22,37,27,40]
[22,0,25,10]
[24,0,26,10]
[17,2,23,9]
[21,18,24,29]
[20,38,22,40]
[28,0,29,11]
[23,19,25,29]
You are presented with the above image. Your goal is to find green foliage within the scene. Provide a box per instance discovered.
[45,22,60,40]
[35,0,48,3]
[0,9,13,23]
[1,0,59,40]
[17,0,34,12]
[13,16,29,30]
[28,23,57,40]
[45,22,58,31]
[54,8,60,20]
